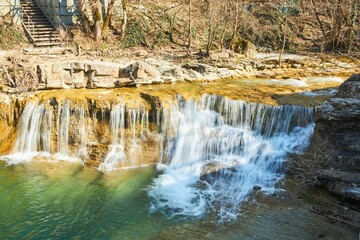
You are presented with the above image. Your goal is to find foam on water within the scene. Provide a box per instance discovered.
[148,95,314,220]
[1,94,314,221]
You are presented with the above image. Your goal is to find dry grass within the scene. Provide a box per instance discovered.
[285,134,338,187]
[0,17,26,50]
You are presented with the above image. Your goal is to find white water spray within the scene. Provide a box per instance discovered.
[4,102,52,164]
[148,95,314,220]
[98,104,126,171]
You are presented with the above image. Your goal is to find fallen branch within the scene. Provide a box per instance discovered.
[2,66,15,87]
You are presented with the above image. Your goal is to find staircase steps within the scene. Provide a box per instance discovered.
[20,0,63,47]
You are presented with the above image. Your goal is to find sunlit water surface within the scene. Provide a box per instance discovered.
[0,161,357,240]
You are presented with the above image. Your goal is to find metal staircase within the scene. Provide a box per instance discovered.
[20,0,66,47]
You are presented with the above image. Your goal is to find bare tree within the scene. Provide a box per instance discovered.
[91,0,102,41]
[187,0,192,52]
[102,0,117,32]
[77,0,92,35]
[120,0,128,40]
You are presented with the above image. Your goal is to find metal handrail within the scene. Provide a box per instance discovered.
[33,0,68,44]
[20,5,36,43]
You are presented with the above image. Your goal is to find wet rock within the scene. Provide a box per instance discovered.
[70,62,85,71]
[85,143,108,167]
[321,170,360,201]
[183,68,203,81]
[253,185,262,191]
[313,74,360,201]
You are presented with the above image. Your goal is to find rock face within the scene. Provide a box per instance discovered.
[0,90,167,168]
[315,74,360,200]
[34,60,243,90]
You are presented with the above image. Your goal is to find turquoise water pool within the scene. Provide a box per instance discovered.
[0,161,357,240]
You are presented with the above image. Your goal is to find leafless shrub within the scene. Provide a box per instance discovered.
[3,57,38,93]
[286,134,338,187]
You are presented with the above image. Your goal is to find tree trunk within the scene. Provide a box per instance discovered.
[279,19,287,68]
[120,0,128,40]
[205,0,213,57]
[102,0,116,32]
[91,0,102,41]
[187,0,192,52]
[78,0,92,35]
[310,0,326,52]
[230,0,239,49]
[346,1,358,53]
[331,0,342,51]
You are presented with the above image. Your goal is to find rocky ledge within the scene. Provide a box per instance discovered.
[315,74,360,201]
[2,50,359,92]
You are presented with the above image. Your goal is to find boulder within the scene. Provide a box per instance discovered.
[313,74,360,201]
[336,74,360,99]
[231,37,256,58]
[244,41,256,58]
[126,61,161,83]
[46,75,67,89]
[182,63,207,74]
[84,63,119,77]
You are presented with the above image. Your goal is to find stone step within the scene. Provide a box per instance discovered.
[33,37,61,41]
[20,1,63,47]
[32,33,60,37]
[22,9,42,12]
[34,42,62,47]
[22,7,42,11]
[24,24,55,28]
[23,16,47,19]
[23,20,51,24]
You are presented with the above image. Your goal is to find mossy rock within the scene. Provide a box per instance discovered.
[231,37,256,58]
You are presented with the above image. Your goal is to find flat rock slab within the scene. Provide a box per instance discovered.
[322,170,360,201]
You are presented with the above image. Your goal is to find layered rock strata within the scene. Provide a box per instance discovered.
[315,74,360,200]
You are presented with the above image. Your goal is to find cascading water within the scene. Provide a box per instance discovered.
[99,105,152,171]
[6,102,52,164]
[148,95,314,220]
[98,104,126,171]
[4,99,89,164]
[57,100,71,157]
[2,93,315,221]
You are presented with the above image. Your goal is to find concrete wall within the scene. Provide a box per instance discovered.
[36,0,122,26]
[0,0,21,24]
[0,0,122,26]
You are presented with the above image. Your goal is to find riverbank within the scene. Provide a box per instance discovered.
[1,47,359,93]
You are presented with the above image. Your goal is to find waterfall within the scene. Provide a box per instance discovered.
[98,105,151,171]
[98,104,126,171]
[148,95,314,220]
[5,102,52,164]
[77,106,88,160]
[57,100,70,156]
[2,93,315,219]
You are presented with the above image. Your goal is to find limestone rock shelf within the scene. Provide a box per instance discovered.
[314,74,360,201]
